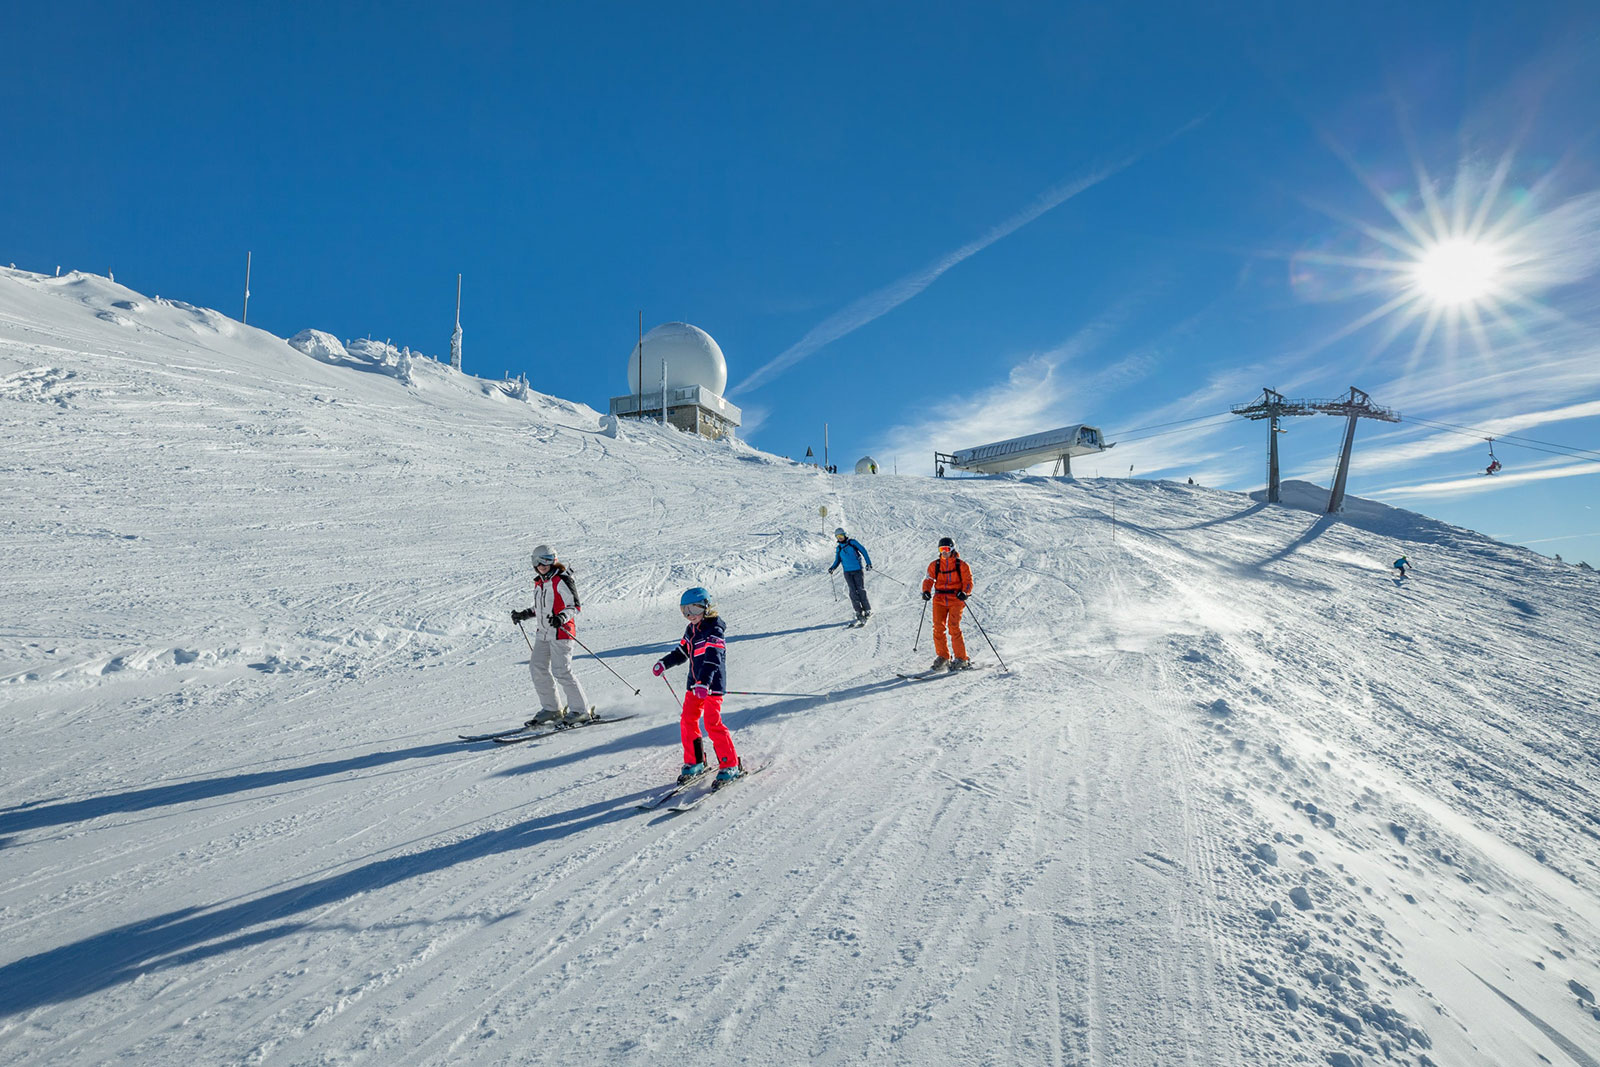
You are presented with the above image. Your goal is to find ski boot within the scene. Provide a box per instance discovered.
[562,705,596,727]
[525,708,564,728]
[928,657,948,672]
[713,760,746,788]
[677,762,708,785]
[948,658,972,672]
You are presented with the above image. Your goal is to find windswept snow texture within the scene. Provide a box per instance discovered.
[3,267,1599,1067]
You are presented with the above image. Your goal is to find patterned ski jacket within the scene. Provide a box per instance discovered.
[829,538,873,573]
[527,567,580,641]
[658,615,727,695]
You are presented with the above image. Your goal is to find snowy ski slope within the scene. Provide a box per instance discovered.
[2,268,1598,1066]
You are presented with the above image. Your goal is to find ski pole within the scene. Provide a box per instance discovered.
[725,688,832,701]
[830,569,839,601]
[661,675,679,706]
[872,570,909,588]
[516,619,536,655]
[913,597,928,651]
[963,601,1008,672]
[566,630,641,695]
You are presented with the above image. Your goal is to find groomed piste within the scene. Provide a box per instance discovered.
[3,268,1598,1067]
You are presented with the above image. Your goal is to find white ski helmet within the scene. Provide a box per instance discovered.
[531,544,558,567]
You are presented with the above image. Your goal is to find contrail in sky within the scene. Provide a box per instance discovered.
[730,118,1208,397]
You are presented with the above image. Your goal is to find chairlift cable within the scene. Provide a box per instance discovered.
[1404,415,1600,459]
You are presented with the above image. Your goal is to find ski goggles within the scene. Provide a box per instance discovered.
[938,546,954,554]
[680,603,707,617]
[533,558,555,568]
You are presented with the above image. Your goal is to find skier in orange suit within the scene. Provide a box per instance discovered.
[920,536,974,672]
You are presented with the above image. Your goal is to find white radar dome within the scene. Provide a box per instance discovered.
[854,456,880,474]
[626,322,728,396]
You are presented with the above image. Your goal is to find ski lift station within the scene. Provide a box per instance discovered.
[935,424,1112,476]
[608,322,741,440]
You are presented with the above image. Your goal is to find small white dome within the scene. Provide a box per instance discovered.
[854,456,880,474]
[626,322,727,396]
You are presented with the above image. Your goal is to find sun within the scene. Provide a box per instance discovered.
[1410,238,1503,307]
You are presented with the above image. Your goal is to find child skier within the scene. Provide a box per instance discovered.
[921,536,974,671]
[652,587,744,785]
[510,544,593,727]
[829,526,874,622]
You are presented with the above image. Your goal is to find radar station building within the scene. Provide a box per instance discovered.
[609,322,742,440]
[936,424,1111,477]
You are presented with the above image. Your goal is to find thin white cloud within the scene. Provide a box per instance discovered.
[1371,459,1600,499]
[730,113,1217,397]
[730,165,1127,396]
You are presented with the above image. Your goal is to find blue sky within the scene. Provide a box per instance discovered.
[7,2,1600,565]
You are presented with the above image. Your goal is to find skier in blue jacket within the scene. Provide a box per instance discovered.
[829,527,874,622]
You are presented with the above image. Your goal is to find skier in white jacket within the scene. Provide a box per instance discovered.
[510,545,594,727]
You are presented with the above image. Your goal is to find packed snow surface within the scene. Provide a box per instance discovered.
[2,268,1598,1067]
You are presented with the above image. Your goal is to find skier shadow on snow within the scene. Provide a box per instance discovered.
[490,719,684,778]
[493,677,911,779]
[0,742,464,839]
[0,787,655,1016]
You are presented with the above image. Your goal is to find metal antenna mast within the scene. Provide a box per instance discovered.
[1231,387,1314,503]
[1311,386,1400,513]
[449,274,463,371]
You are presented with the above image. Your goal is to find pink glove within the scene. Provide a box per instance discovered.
[690,683,709,698]
[651,661,665,677]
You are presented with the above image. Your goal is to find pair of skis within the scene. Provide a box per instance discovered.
[894,662,988,682]
[636,760,767,813]
[458,714,636,746]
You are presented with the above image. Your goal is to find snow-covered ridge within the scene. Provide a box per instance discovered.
[2,268,1598,1067]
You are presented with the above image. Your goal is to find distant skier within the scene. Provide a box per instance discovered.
[829,527,874,623]
[921,537,974,671]
[653,587,744,785]
[1393,555,1409,579]
[510,545,594,727]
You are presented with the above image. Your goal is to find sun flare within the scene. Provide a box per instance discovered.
[1411,238,1502,307]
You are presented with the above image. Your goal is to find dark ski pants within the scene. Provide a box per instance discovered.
[843,569,871,615]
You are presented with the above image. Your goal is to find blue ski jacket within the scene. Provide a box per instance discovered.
[829,538,872,573]
[659,615,727,695]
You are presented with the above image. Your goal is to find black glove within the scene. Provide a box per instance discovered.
[511,608,532,623]
[549,612,568,629]
[957,591,968,601]
[922,590,932,602]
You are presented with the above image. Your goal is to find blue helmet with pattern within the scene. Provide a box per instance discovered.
[680,586,712,608]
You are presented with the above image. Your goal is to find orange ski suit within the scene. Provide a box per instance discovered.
[922,553,974,660]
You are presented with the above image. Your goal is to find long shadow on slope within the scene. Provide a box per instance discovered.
[0,743,462,838]
[1248,513,1338,571]
[580,622,842,661]
[1147,501,1268,532]
[491,676,917,779]
[0,788,651,1015]
[1103,515,1337,594]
